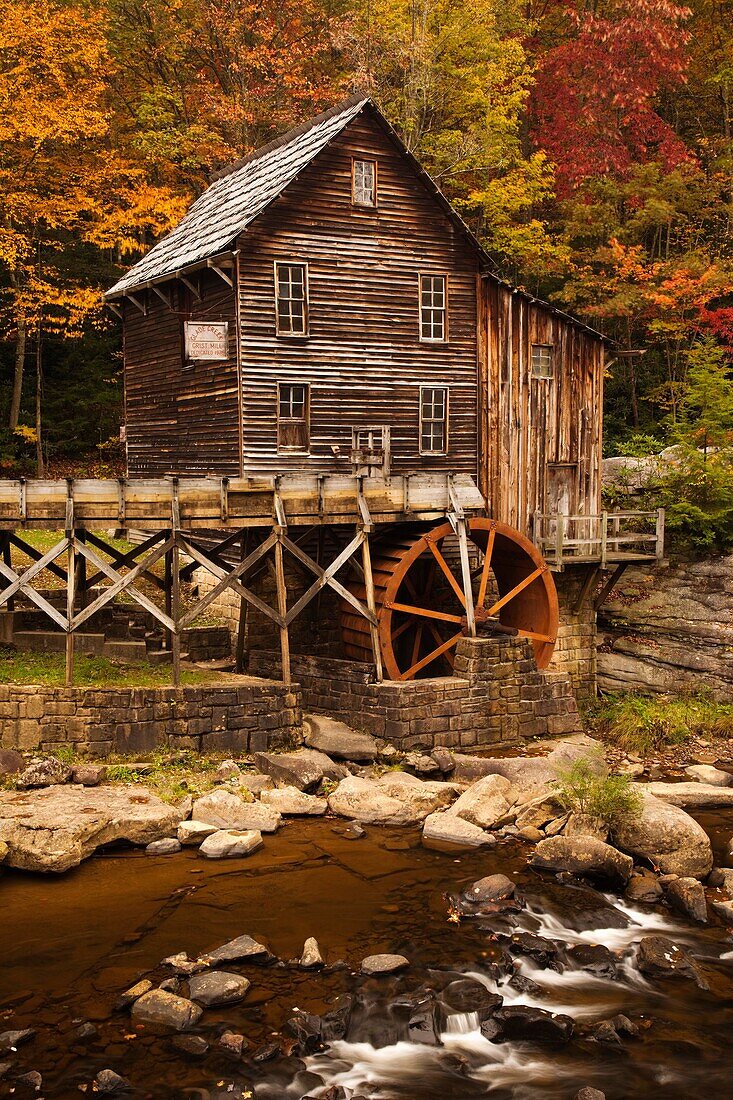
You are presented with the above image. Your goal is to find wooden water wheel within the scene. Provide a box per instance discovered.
[342,517,559,681]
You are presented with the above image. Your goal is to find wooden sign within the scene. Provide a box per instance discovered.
[184,321,229,361]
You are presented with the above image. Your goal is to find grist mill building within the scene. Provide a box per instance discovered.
[0,95,663,755]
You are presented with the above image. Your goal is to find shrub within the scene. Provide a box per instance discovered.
[554,759,643,829]
[587,692,733,754]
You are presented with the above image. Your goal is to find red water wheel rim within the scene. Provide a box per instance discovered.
[377,517,559,681]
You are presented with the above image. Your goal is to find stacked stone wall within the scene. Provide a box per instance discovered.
[0,681,300,757]
[549,568,598,699]
[250,636,580,751]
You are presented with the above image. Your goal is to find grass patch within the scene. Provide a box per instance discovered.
[585,691,733,755]
[0,647,211,688]
[104,750,239,803]
[554,759,643,829]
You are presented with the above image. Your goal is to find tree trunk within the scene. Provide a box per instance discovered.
[9,316,25,430]
[35,324,44,477]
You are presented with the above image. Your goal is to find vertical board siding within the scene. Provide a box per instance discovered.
[124,273,240,476]
[478,281,604,537]
[236,115,479,475]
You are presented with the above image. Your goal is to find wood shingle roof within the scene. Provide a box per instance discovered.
[106,95,369,297]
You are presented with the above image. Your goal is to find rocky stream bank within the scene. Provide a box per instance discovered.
[1,719,733,1097]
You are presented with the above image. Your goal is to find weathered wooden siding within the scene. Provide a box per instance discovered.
[123,272,240,476]
[479,279,605,537]
[236,114,479,474]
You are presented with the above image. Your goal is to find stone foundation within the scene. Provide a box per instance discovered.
[250,635,581,751]
[549,567,598,700]
[0,679,300,758]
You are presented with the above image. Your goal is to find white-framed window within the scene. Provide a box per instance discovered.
[420,385,448,454]
[275,261,308,336]
[419,274,447,342]
[531,343,554,378]
[352,158,377,206]
[277,382,310,452]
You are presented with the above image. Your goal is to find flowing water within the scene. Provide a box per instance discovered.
[2,819,733,1098]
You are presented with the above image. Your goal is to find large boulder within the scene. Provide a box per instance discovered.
[481,1005,574,1043]
[636,935,708,988]
[260,786,327,815]
[253,751,324,791]
[422,811,491,849]
[303,715,378,762]
[328,773,455,825]
[447,774,516,828]
[612,789,712,879]
[131,989,202,1031]
[188,971,251,1007]
[645,781,733,809]
[665,877,707,923]
[530,835,633,887]
[0,785,183,873]
[451,735,605,800]
[199,829,263,859]
[16,756,72,789]
[192,789,281,833]
[685,765,732,787]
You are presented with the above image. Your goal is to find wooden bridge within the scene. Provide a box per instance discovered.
[0,474,485,687]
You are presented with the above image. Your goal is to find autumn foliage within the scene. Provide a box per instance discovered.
[0,0,732,478]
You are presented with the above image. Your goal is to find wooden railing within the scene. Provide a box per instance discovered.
[532,509,665,570]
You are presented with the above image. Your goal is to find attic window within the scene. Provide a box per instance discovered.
[531,343,554,378]
[275,262,308,336]
[353,159,377,206]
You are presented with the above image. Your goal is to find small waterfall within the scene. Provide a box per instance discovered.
[444,1010,481,1035]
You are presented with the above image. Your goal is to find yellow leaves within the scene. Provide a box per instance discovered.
[13,425,37,444]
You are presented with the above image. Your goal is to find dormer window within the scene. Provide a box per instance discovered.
[353,159,377,206]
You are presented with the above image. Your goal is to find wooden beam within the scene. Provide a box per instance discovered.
[66,536,76,686]
[361,530,383,681]
[573,565,601,614]
[594,563,629,612]
[171,533,181,687]
[455,517,476,637]
[0,539,70,629]
[274,534,291,684]
[235,531,249,673]
[71,538,176,633]
[9,532,67,582]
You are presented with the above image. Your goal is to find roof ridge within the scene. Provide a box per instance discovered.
[209,91,371,184]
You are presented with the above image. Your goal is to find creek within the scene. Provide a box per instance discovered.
[2,818,732,1099]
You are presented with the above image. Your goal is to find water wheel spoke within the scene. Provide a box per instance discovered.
[477,527,496,608]
[411,622,425,666]
[401,630,463,681]
[388,601,463,625]
[392,618,414,641]
[486,566,543,617]
[426,539,466,608]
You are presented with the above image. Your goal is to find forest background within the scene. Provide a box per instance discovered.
[1,0,732,551]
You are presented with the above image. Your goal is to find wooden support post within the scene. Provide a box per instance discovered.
[0,533,13,612]
[273,533,291,685]
[600,510,608,569]
[235,530,249,673]
[75,529,88,609]
[593,563,629,612]
[656,508,665,561]
[66,535,76,686]
[164,534,173,651]
[573,564,601,614]
[554,513,565,572]
[360,530,383,681]
[455,517,476,637]
[171,532,181,687]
